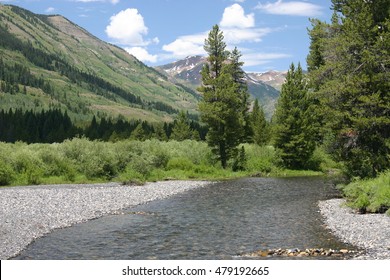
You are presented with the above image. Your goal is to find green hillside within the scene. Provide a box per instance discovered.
[0,4,199,123]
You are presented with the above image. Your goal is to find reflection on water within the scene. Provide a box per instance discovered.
[15,177,355,259]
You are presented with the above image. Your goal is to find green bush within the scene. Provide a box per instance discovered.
[118,166,146,185]
[343,170,390,214]
[0,159,15,186]
[127,154,154,177]
[1,138,335,186]
[11,148,44,185]
[245,145,275,174]
[166,157,195,171]
[83,143,118,180]
[306,146,339,172]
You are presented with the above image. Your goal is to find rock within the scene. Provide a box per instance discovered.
[243,247,358,259]
[287,248,300,254]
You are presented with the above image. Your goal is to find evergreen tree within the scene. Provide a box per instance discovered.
[273,63,316,169]
[251,99,269,146]
[226,47,251,142]
[171,111,195,141]
[130,123,147,141]
[86,116,99,140]
[308,0,390,178]
[153,123,168,141]
[198,25,248,169]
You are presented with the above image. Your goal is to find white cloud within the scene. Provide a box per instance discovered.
[105,8,149,46]
[45,7,56,13]
[223,27,271,44]
[161,27,273,60]
[220,4,255,28]
[161,3,289,67]
[162,3,271,61]
[255,0,322,17]
[162,33,207,59]
[125,47,158,63]
[219,5,270,45]
[242,52,291,66]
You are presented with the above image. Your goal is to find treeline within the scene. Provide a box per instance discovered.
[0,19,178,115]
[0,109,208,144]
[0,109,77,143]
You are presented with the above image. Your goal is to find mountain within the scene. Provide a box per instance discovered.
[156,56,283,118]
[0,5,199,123]
[246,71,287,91]
[157,55,207,86]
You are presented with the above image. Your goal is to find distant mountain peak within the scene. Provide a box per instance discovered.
[157,56,206,84]
[246,71,287,91]
[156,56,283,118]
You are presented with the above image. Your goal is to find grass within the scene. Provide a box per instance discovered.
[0,138,330,188]
[341,170,390,216]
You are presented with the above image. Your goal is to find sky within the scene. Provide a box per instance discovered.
[0,0,334,72]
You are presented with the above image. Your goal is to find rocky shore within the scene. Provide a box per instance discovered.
[319,199,390,260]
[0,180,210,260]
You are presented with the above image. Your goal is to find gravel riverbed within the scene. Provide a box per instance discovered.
[0,180,210,260]
[319,199,390,260]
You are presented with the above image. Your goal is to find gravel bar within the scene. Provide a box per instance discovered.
[319,199,390,259]
[0,180,211,260]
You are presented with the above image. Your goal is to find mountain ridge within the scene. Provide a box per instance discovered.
[156,55,286,118]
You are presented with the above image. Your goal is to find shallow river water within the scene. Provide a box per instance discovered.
[15,177,356,259]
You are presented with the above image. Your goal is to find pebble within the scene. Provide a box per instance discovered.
[242,247,356,258]
[319,199,390,260]
[0,180,210,260]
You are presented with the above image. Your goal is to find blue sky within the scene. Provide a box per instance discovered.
[0,0,334,72]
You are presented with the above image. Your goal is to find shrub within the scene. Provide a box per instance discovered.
[118,167,146,185]
[166,157,195,171]
[343,170,390,213]
[12,149,44,185]
[127,155,154,177]
[0,159,15,186]
[83,143,118,180]
[306,146,339,172]
[245,145,275,174]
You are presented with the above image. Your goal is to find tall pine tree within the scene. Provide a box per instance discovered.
[251,99,269,146]
[273,63,316,169]
[198,25,248,169]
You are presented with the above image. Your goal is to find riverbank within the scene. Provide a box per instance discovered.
[319,199,390,259]
[0,180,210,260]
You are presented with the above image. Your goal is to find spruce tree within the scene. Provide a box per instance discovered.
[251,99,269,146]
[308,0,390,178]
[273,63,316,169]
[171,111,198,141]
[198,25,248,169]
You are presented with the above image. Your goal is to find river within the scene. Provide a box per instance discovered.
[14,177,355,259]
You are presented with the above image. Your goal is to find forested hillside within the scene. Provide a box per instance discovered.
[0,4,199,123]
